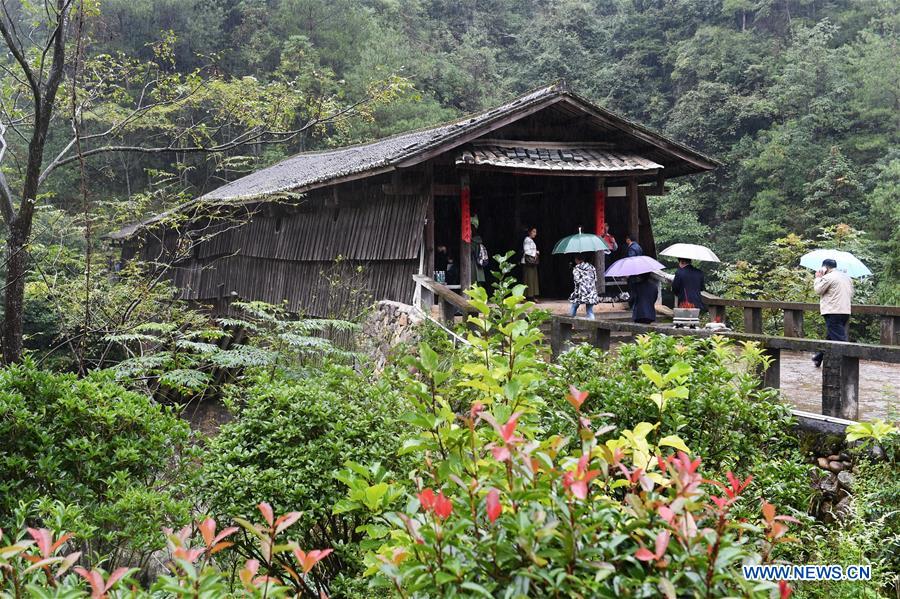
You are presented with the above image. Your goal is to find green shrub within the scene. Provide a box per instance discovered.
[336,276,799,597]
[0,503,335,597]
[197,364,410,590]
[546,337,789,457]
[0,361,193,567]
[543,335,812,513]
[790,427,900,599]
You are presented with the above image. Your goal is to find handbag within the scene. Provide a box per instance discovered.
[524,253,539,265]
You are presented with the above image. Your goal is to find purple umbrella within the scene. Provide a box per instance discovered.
[604,256,666,278]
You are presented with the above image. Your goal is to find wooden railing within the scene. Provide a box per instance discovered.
[410,274,898,424]
[549,316,900,423]
[703,298,900,345]
[413,275,476,322]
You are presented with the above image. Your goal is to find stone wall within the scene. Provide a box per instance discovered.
[358,300,425,371]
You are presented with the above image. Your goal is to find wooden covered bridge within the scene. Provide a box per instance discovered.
[110,82,718,315]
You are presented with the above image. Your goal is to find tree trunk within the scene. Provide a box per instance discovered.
[3,221,29,363]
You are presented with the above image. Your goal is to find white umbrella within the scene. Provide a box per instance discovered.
[659,243,720,263]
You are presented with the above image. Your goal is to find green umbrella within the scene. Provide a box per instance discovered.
[552,227,609,254]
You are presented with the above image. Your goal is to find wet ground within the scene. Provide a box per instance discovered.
[779,350,898,420]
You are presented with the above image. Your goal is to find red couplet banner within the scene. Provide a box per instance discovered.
[461,186,472,243]
[594,189,606,234]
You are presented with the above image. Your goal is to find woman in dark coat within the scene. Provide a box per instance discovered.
[629,274,658,324]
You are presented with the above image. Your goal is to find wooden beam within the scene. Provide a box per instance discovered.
[705,297,900,317]
[594,178,606,294]
[641,185,671,196]
[432,183,460,196]
[423,163,435,308]
[626,176,639,242]
[454,165,661,178]
[459,172,472,291]
[550,316,900,362]
[412,275,475,313]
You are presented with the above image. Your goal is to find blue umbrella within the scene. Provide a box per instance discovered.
[800,249,872,278]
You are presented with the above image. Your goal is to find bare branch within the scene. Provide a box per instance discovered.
[0,122,16,223]
[0,2,39,95]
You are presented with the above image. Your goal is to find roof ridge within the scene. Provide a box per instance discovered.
[259,82,565,160]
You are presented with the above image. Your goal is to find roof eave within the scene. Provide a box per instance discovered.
[554,94,721,172]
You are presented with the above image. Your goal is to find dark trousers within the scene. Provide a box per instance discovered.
[813,313,850,363]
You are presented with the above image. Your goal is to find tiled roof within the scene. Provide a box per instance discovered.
[456,143,662,173]
[199,85,564,203]
[109,82,718,239]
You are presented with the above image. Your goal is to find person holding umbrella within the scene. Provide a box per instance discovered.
[552,228,610,315]
[569,254,600,319]
[603,254,666,324]
[659,243,721,310]
[672,258,706,310]
[629,274,658,324]
[811,258,854,367]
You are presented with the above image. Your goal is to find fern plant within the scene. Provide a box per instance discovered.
[105,300,358,401]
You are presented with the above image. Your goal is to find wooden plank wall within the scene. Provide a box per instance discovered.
[153,175,428,317]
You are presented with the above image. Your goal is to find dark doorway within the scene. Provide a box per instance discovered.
[436,171,597,298]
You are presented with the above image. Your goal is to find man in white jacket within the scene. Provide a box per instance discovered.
[812,258,853,367]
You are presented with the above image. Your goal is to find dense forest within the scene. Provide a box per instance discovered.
[36,0,899,287]
[0,0,891,363]
[0,2,899,598]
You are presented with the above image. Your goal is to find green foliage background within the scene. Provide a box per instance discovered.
[48,0,895,300]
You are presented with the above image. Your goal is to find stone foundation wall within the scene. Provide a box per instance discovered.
[358,300,425,371]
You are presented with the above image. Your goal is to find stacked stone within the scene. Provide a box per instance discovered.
[812,451,855,523]
[358,301,424,372]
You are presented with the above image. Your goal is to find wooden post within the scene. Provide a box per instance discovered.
[762,347,781,389]
[840,356,860,420]
[459,172,472,290]
[821,353,859,420]
[550,319,573,358]
[743,307,762,334]
[423,163,435,309]
[626,176,639,243]
[594,178,606,293]
[591,325,611,351]
[881,315,899,346]
[783,309,804,338]
[440,298,455,323]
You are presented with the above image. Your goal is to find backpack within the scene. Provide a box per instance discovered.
[476,243,490,267]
